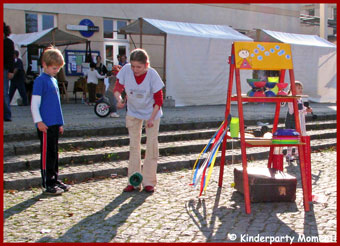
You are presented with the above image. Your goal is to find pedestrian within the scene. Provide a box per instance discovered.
[9,50,28,106]
[119,54,128,67]
[31,46,71,195]
[95,55,108,96]
[85,62,106,105]
[114,48,164,193]
[4,22,15,121]
[105,65,122,118]
[284,81,312,162]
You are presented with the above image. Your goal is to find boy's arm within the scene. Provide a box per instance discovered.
[31,95,48,132]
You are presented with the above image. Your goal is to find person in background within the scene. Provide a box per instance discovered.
[9,50,28,106]
[284,81,313,162]
[31,46,71,195]
[114,48,164,193]
[85,62,106,105]
[119,54,128,67]
[105,65,122,118]
[4,22,15,121]
[95,55,108,96]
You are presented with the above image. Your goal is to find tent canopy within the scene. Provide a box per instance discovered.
[9,27,88,48]
[261,29,336,48]
[120,18,253,106]
[254,29,336,103]
[120,17,251,40]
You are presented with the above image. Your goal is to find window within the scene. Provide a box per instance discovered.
[26,13,38,33]
[42,14,54,30]
[103,19,128,40]
[308,8,315,16]
[117,21,127,39]
[104,19,114,39]
[25,12,56,33]
[105,45,114,68]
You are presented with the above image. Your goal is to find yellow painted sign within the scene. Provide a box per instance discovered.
[234,41,293,70]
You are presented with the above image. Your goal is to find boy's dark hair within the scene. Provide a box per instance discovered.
[14,50,20,57]
[90,62,96,68]
[4,22,11,37]
[130,48,149,64]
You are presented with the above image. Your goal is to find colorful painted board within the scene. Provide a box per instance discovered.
[234,42,293,70]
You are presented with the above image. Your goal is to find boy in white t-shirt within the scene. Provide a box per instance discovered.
[85,62,106,105]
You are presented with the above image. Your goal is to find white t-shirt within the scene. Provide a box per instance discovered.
[85,69,105,84]
[117,64,164,120]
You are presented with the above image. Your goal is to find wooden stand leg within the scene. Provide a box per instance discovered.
[301,136,312,201]
[298,144,310,211]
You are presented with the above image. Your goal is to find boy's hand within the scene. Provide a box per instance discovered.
[37,122,48,133]
[59,126,64,135]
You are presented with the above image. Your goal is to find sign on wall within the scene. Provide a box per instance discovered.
[66,19,99,38]
[65,50,100,76]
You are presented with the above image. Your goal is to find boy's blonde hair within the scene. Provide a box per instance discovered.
[41,46,65,67]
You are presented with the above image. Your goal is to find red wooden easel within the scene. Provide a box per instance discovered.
[218,42,312,214]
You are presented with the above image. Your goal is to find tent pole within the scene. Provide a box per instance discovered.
[139,18,143,48]
[52,29,56,46]
[129,34,137,49]
[163,33,167,92]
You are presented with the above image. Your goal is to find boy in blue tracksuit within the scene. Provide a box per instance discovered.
[31,46,71,195]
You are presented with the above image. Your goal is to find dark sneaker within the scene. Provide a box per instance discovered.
[56,180,71,192]
[44,185,64,195]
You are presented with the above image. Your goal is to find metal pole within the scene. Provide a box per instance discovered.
[139,18,143,48]
[320,4,328,39]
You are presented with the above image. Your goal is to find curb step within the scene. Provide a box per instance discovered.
[3,129,336,173]
[4,138,337,190]
[3,115,336,142]
[3,120,337,157]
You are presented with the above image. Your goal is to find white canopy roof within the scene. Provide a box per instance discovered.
[120,17,252,40]
[262,29,336,48]
[9,27,87,48]
[255,29,336,103]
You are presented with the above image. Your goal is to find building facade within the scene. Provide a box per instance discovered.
[4,4,311,98]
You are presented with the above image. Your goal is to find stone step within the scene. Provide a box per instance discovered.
[3,114,336,142]
[3,128,336,173]
[3,138,336,190]
[3,119,337,157]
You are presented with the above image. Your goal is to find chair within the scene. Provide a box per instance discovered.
[73,77,87,103]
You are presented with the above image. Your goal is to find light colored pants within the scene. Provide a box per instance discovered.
[126,115,160,187]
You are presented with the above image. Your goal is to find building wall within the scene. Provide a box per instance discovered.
[4,4,302,98]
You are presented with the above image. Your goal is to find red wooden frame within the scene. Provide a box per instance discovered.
[218,43,311,214]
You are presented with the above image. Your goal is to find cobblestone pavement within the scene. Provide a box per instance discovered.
[4,150,336,243]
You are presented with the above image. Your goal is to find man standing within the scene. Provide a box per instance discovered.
[9,50,28,106]
[4,22,15,121]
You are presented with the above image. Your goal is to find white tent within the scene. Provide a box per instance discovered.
[254,29,337,103]
[120,18,253,106]
[9,27,87,48]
